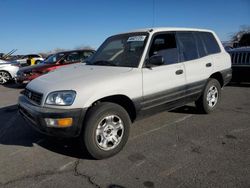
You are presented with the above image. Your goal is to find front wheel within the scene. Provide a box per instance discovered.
[0,71,11,84]
[195,78,221,114]
[82,102,131,159]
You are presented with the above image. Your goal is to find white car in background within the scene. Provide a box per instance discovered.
[0,59,8,64]
[0,61,20,84]
[14,54,44,66]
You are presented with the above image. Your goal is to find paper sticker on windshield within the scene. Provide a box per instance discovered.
[127,35,146,42]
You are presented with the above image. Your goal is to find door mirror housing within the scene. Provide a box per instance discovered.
[145,55,164,68]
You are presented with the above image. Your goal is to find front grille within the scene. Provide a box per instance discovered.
[23,88,43,105]
[230,51,250,66]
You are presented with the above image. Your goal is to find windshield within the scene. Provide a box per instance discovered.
[86,32,148,67]
[44,53,65,64]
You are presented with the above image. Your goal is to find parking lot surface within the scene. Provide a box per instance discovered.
[0,83,249,188]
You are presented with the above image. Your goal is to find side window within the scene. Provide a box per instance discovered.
[77,51,94,61]
[83,51,94,59]
[65,52,80,63]
[194,33,207,58]
[177,32,199,61]
[199,32,221,55]
[149,33,179,65]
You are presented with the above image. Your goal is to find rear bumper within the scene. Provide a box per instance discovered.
[221,68,232,86]
[18,96,86,137]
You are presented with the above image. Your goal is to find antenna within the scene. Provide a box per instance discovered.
[152,0,155,27]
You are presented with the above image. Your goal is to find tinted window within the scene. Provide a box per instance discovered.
[149,33,179,65]
[194,33,207,58]
[199,32,221,54]
[44,53,65,64]
[76,51,94,61]
[65,52,81,63]
[177,32,198,61]
[83,51,94,59]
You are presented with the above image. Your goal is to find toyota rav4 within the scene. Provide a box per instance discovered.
[19,28,232,159]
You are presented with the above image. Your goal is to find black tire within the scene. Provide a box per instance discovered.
[195,78,221,114]
[82,102,131,159]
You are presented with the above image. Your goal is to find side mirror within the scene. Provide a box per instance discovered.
[145,55,164,68]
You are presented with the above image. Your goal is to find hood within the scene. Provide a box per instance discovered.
[27,63,133,93]
[0,59,8,64]
[228,47,250,52]
[0,61,18,68]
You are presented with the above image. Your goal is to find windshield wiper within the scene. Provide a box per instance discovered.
[90,60,117,66]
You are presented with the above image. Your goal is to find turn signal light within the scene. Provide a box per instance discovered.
[45,118,73,128]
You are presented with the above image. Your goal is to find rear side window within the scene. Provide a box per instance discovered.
[65,52,81,62]
[198,32,221,55]
[177,32,198,61]
[83,51,94,59]
[194,33,207,58]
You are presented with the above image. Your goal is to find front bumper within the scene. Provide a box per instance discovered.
[18,96,86,137]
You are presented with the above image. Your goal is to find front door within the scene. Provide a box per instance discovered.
[142,32,186,111]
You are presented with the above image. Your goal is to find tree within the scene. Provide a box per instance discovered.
[230,25,250,42]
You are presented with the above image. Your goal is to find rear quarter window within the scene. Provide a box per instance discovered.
[194,33,207,58]
[199,32,221,55]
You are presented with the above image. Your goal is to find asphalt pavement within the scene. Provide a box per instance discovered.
[0,83,249,188]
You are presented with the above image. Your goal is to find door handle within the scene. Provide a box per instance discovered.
[175,69,183,75]
[206,63,212,67]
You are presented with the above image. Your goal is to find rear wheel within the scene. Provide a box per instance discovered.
[82,102,131,159]
[0,71,11,84]
[195,78,221,114]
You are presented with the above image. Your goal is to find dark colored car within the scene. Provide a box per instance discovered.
[16,49,95,84]
[228,33,250,82]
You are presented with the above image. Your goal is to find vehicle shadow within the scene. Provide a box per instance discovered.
[227,82,250,88]
[0,104,93,160]
[170,105,203,115]
[3,82,26,89]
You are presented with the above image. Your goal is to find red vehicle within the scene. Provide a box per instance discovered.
[16,49,95,84]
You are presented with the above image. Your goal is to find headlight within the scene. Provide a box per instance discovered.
[45,91,76,106]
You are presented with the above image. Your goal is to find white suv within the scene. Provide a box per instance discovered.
[19,28,232,159]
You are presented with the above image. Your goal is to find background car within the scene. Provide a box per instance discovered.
[0,59,8,64]
[227,32,250,82]
[14,54,44,66]
[16,49,95,84]
[0,61,20,84]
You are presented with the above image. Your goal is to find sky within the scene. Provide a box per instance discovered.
[0,0,249,54]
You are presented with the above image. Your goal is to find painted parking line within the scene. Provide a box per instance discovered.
[130,114,193,140]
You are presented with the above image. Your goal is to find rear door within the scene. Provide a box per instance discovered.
[176,32,213,99]
[142,32,186,110]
